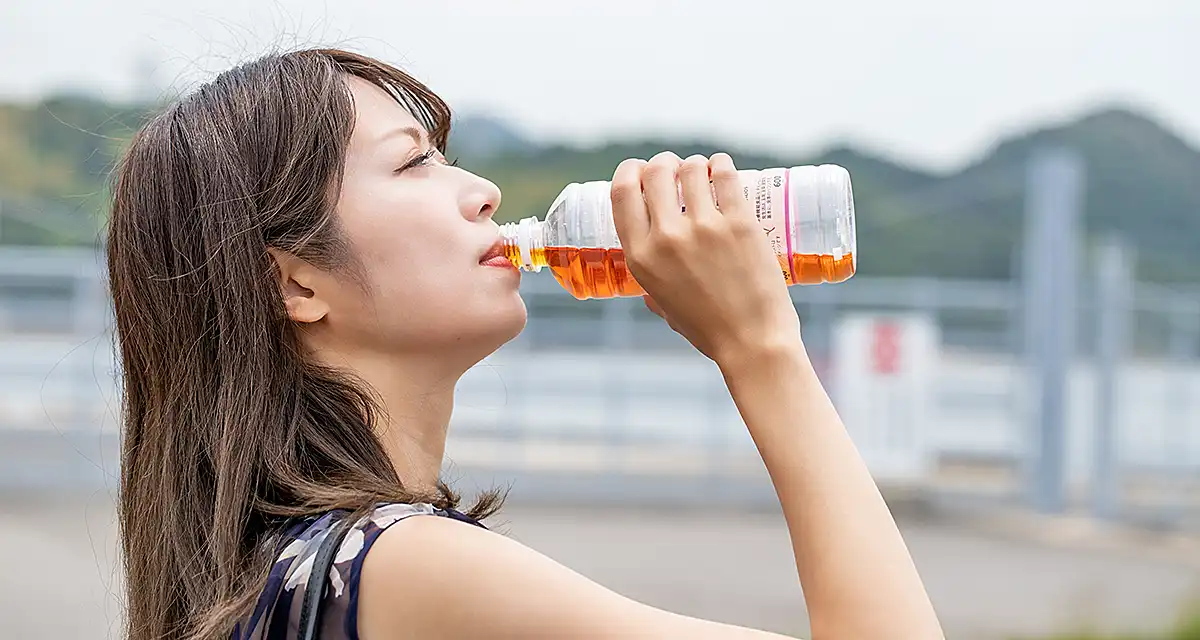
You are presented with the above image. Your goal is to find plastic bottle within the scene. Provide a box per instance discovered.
[499,164,856,300]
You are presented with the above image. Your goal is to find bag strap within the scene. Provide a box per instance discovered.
[298,514,355,640]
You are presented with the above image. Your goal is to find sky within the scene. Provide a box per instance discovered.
[2,0,1197,170]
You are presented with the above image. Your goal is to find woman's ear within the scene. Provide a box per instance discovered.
[267,248,330,324]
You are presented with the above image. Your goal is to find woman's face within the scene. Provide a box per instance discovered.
[306,76,526,366]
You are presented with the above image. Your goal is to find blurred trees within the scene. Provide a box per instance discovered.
[2,97,1198,284]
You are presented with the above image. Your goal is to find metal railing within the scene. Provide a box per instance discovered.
[1,246,1199,522]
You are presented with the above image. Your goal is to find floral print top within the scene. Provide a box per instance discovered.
[233,502,485,640]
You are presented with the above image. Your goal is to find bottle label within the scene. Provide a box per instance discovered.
[743,168,795,284]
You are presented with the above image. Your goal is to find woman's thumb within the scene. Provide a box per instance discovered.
[643,295,666,320]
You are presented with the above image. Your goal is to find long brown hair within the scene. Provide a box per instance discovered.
[107,49,501,640]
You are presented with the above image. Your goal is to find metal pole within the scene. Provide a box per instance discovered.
[1092,236,1132,520]
[1023,147,1085,514]
[1165,298,1199,524]
[802,286,836,389]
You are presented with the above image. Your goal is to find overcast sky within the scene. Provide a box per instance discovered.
[2,0,1196,169]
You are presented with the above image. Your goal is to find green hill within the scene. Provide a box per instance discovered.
[1,97,1196,283]
[457,108,1200,283]
[0,95,147,244]
[958,108,1200,282]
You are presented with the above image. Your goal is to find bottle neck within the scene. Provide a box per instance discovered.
[499,217,548,272]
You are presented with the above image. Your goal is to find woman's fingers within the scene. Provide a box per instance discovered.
[678,154,717,219]
[709,153,749,218]
[610,158,650,246]
[641,152,683,234]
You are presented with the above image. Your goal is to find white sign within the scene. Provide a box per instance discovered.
[832,313,939,483]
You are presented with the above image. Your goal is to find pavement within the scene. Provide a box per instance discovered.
[3,492,1200,640]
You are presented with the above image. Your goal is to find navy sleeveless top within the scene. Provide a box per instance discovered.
[233,502,485,640]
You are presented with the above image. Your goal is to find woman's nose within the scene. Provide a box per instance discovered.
[465,175,502,221]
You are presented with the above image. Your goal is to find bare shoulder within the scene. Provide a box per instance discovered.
[357,513,795,639]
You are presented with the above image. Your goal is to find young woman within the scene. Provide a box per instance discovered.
[108,48,943,639]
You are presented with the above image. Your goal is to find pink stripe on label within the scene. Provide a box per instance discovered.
[782,167,795,282]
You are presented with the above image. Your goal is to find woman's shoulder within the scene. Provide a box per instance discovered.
[235,502,484,640]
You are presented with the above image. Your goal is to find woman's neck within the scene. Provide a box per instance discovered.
[311,345,460,492]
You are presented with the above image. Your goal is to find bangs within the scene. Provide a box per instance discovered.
[309,48,452,151]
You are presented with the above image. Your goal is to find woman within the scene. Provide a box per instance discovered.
[108,48,943,639]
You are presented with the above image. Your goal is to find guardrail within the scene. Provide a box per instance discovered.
[2,247,1199,521]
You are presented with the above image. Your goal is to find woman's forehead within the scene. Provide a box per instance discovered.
[345,76,428,151]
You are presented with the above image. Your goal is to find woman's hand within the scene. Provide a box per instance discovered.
[610,152,803,368]
[609,152,943,639]
[360,152,942,640]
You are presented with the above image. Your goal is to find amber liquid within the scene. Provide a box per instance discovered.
[541,247,645,300]
[788,252,856,285]
[536,247,855,300]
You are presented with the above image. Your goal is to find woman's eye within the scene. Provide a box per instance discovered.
[397,149,436,173]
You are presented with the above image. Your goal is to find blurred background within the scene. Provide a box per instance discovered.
[2,1,1199,638]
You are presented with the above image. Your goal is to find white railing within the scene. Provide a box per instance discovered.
[2,247,1199,516]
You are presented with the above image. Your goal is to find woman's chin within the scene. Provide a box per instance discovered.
[460,297,528,357]
[492,296,529,346]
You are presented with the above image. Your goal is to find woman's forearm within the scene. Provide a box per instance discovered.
[719,342,943,640]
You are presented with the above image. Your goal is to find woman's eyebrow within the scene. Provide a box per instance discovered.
[375,125,425,147]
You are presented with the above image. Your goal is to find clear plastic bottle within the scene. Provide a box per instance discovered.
[500,164,856,300]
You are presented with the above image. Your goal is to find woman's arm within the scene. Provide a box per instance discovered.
[359,513,794,639]
[624,151,942,639]
[358,152,942,639]
[718,341,943,639]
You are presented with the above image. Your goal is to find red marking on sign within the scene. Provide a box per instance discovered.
[872,321,901,375]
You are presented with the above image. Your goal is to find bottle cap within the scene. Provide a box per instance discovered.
[789,164,856,268]
[816,164,856,268]
[517,216,541,272]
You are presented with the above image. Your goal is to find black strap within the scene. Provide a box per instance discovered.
[298,514,355,640]
[436,507,488,529]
